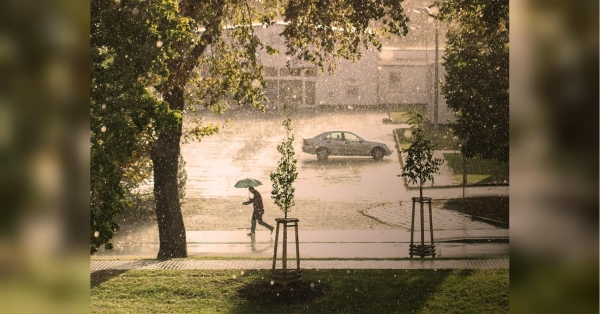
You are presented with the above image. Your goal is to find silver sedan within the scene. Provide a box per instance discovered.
[302,131,394,161]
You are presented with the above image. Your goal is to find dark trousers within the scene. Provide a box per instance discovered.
[250,210,273,233]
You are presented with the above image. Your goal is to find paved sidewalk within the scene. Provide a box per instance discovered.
[94,229,509,259]
[363,201,498,230]
[91,258,508,271]
[90,259,509,271]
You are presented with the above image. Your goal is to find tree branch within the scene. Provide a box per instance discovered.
[166,1,226,90]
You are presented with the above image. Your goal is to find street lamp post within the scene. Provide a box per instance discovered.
[413,4,439,126]
[433,18,439,126]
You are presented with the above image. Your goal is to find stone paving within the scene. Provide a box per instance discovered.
[363,201,498,231]
[181,198,400,231]
[91,258,508,271]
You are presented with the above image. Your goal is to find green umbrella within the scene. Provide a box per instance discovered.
[234,178,263,188]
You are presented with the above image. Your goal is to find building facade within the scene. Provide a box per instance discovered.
[252,24,454,123]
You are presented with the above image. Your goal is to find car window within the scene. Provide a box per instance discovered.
[325,132,343,141]
[344,132,361,142]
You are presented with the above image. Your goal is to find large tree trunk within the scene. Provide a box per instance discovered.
[151,87,187,259]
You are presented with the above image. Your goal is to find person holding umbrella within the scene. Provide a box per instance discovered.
[242,186,274,236]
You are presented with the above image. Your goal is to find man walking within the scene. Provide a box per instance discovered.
[242,187,274,236]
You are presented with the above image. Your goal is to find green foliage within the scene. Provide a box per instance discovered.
[443,152,509,185]
[118,153,187,225]
[401,111,444,196]
[91,0,178,254]
[282,0,410,72]
[119,191,155,225]
[438,0,509,162]
[91,0,411,253]
[270,117,298,219]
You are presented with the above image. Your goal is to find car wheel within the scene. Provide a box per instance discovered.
[372,147,385,161]
[316,147,329,161]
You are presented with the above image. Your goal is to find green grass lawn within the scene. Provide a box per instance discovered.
[389,111,411,123]
[443,153,509,185]
[443,196,509,226]
[91,269,508,313]
[395,125,458,151]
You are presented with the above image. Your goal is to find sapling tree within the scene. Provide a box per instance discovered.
[401,111,444,199]
[270,117,298,219]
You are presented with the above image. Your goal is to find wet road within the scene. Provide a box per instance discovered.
[181,109,407,202]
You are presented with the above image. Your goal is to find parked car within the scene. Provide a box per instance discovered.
[302,131,394,161]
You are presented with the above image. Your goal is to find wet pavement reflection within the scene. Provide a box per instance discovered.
[181,109,405,202]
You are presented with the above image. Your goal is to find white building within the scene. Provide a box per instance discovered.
[252,24,454,123]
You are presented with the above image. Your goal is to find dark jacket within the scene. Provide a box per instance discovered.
[243,190,264,212]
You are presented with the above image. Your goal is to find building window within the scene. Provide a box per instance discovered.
[389,72,401,89]
[264,67,278,77]
[290,67,304,76]
[347,78,359,98]
[280,67,291,76]
[303,66,318,77]
[281,67,303,76]
[279,80,303,108]
[305,81,316,105]
[264,80,278,105]
[347,86,359,97]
